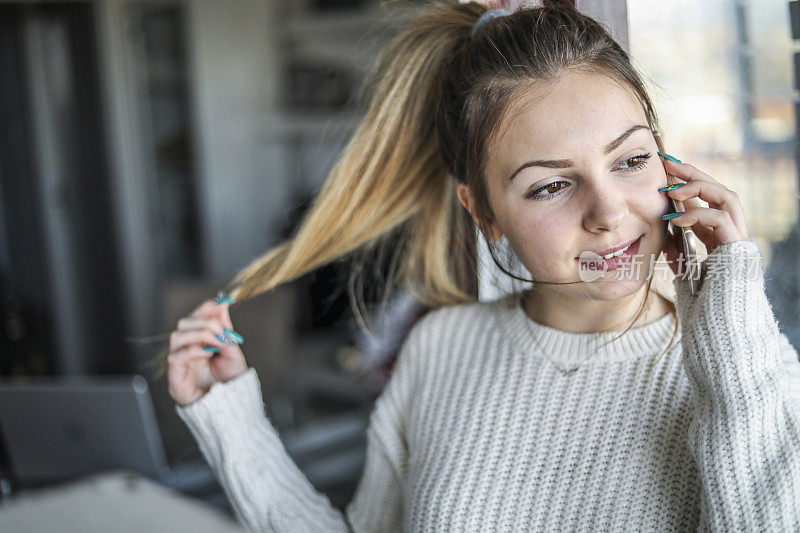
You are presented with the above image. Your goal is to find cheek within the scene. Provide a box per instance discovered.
[503,211,572,272]
[628,164,670,216]
[635,177,671,217]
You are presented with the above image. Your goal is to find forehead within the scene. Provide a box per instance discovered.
[491,70,647,158]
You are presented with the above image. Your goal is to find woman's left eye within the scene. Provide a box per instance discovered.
[617,152,652,172]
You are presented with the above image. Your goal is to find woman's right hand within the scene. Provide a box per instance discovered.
[167,296,248,407]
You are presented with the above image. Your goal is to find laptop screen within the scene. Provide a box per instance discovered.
[0,375,170,488]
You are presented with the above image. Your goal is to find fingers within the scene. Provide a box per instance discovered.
[685,220,715,248]
[189,295,235,330]
[666,187,714,247]
[189,299,219,319]
[659,157,749,249]
[170,318,234,353]
[196,363,217,391]
[665,166,733,211]
[216,303,234,330]
[176,316,224,332]
[167,352,217,406]
[668,204,744,245]
[669,204,715,247]
[663,158,720,185]
[663,162,748,242]
[666,179,748,241]
[167,344,218,367]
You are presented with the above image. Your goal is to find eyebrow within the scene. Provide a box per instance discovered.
[507,124,651,182]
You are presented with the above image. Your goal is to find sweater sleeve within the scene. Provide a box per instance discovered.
[672,237,800,531]
[174,330,418,532]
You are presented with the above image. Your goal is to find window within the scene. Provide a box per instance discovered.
[629,0,800,344]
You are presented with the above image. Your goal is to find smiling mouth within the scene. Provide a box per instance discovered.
[574,234,644,261]
[575,234,645,278]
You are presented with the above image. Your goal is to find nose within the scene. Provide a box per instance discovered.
[581,182,629,233]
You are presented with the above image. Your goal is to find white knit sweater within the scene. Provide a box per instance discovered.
[176,238,800,531]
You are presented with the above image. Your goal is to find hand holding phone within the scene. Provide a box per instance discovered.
[658,152,750,295]
[659,155,703,295]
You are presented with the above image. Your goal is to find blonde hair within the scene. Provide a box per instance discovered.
[149,0,680,378]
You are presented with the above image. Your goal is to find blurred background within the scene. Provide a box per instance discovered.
[0,0,799,527]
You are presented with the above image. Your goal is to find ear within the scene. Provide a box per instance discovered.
[456,183,502,242]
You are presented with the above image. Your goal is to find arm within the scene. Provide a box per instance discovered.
[672,237,800,531]
[175,332,418,532]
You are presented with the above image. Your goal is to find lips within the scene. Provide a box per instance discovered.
[575,234,644,274]
[574,234,644,259]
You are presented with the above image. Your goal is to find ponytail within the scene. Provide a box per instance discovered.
[225,2,482,320]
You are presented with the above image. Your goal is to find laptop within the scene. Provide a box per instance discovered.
[0,374,217,494]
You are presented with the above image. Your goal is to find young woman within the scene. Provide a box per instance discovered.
[164,1,800,530]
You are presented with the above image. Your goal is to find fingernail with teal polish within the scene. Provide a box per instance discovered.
[203,346,221,353]
[215,333,231,345]
[662,212,684,220]
[214,290,236,305]
[657,152,681,163]
[222,328,244,344]
[658,183,685,192]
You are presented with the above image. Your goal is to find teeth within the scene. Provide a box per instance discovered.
[602,242,632,260]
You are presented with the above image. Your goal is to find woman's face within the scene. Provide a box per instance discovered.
[460,69,670,301]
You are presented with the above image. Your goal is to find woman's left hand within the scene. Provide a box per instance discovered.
[661,158,749,272]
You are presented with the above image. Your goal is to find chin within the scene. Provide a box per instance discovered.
[580,276,646,300]
[578,252,652,296]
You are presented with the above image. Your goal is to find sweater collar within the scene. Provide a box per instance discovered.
[493,291,678,367]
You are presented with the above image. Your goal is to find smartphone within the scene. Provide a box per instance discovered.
[664,166,702,295]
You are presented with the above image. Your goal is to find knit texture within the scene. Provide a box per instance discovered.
[176,238,800,531]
